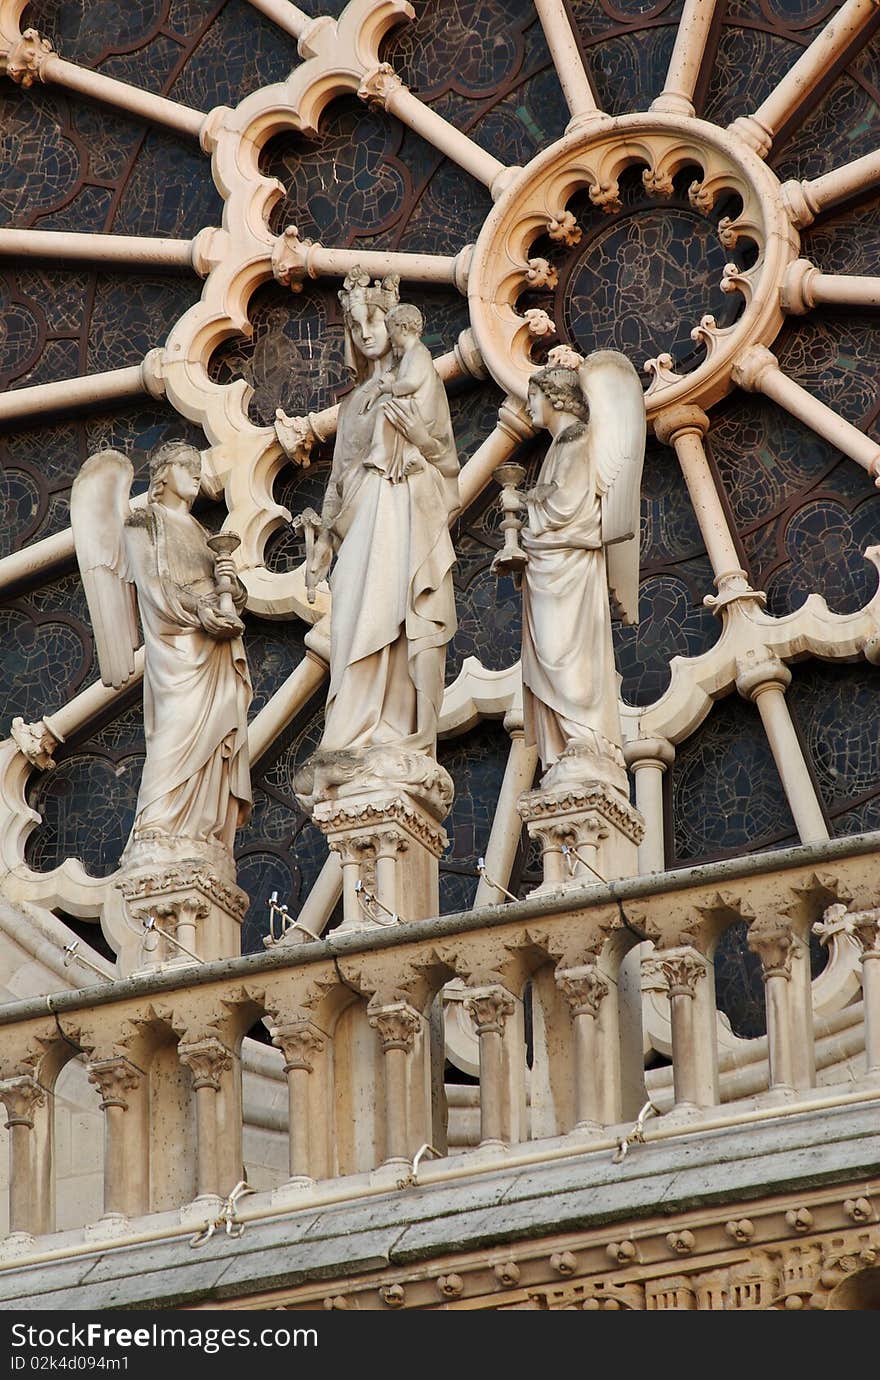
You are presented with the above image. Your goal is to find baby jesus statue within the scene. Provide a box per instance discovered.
[364,303,447,483]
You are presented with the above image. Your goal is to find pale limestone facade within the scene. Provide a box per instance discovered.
[0,0,879,1311]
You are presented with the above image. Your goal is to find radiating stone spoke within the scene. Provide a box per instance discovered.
[732,345,880,482]
[651,0,721,118]
[781,149,880,228]
[782,259,880,314]
[0,228,214,273]
[1,26,212,141]
[729,0,880,157]
[532,0,607,133]
[273,230,472,293]
[0,352,165,427]
[241,0,315,40]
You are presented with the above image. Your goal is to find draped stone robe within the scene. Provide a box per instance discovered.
[521,420,623,771]
[124,504,252,854]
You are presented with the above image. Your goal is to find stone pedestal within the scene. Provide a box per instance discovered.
[518,779,644,890]
[106,837,248,974]
[314,793,448,930]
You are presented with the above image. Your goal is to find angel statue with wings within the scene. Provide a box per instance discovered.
[513,351,645,797]
[70,441,252,880]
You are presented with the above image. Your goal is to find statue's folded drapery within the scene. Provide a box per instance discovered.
[126,505,252,853]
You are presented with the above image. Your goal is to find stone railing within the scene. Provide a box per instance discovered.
[1,831,879,1256]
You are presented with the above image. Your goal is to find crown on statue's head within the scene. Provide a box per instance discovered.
[338,267,401,317]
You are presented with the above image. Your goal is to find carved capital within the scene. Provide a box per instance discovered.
[358,62,404,110]
[0,1076,45,1128]
[623,735,675,772]
[655,948,706,998]
[464,984,515,1036]
[178,1037,232,1090]
[272,224,316,290]
[368,1001,421,1053]
[555,964,609,1018]
[10,717,59,771]
[735,652,791,702]
[271,1021,325,1072]
[848,907,880,957]
[652,405,710,447]
[747,916,794,978]
[86,1057,141,1110]
[5,28,54,87]
[731,343,778,394]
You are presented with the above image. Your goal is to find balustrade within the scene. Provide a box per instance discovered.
[0,835,878,1251]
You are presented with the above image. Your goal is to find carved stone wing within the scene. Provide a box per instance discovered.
[579,350,646,626]
[70,449,141,688]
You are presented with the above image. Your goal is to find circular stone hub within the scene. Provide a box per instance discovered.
[467,112,800,419]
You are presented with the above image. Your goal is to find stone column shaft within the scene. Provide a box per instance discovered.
[465,987,516,1147]
[178,1039,232,1201]
[369,1003,421,1166]
[87,1057,142,1220]
[0,1078,45,1237]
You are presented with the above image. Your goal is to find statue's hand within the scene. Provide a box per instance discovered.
[382,397,435,456]
[198,601,244,639]
[308,529,334,586]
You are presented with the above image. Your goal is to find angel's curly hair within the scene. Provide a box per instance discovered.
[528,366,589,422]
[148,439,201,497]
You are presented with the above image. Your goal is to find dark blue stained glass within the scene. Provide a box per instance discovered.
[615,572,719,706]
[68,102,147,184]
[0,91,83,227]
[640,434,706,564]
[773,72,880,186]
[0,469,44,558]
[81,696,145,754]
[33,185,115,234]
[449,379,505,464]
[23,0,166,64]
[438,720,509,912]
[766,496,880,616]
[97,35,183,92]
[398,160,493,256]
[0,610,91,736]
[447,564,522,681]
[9,336,80,391]
[264,102,409,246]
[167,0,224,37]
[237,850,297,954]
[261,704,326,806]
[267,457,333,573]
[170,0,301,112]
[710,393,842,536]
[703,27,798,128]
[802,192,880,281]
[15,268,90,335]
[86,274,202,373]
[586,25,678,118]
[245,616,308,716]
[384,0,530,98]
[671,694,797,863]
[788,661,880,821]
[568,0,680,42]
[404,285,470,355]
[713,920,767,1040]
[111,129,222,237]
[25,752,142,878]
[209,282,347,426]
[775,313,880,423]
[0,288,43,383]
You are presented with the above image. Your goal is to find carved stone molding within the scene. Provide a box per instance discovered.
[9,718,59,772]
[4,27,53,86]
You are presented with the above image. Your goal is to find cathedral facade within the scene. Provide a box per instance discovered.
[0,0,878,1309]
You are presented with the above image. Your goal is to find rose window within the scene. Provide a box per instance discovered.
[0,0,879,1047]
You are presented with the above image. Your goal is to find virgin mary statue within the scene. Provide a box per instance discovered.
[296,269,460,807]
